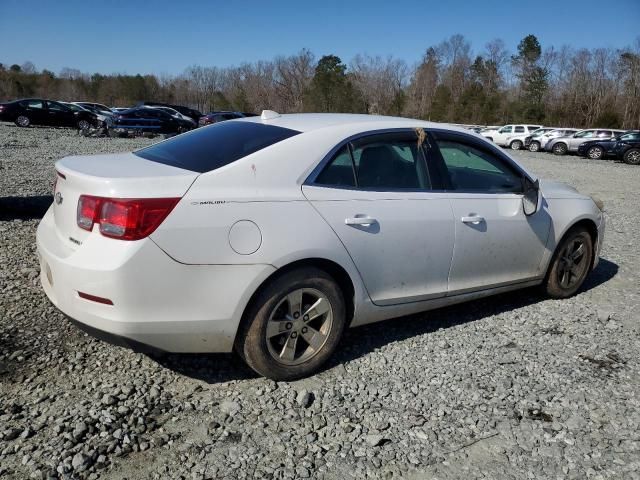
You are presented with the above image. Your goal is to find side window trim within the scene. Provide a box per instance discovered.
[426,129,529,194]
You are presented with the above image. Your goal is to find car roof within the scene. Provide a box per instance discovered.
[236,112,471,135]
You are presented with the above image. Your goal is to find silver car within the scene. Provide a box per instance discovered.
[546,129,625,155]
[525,128,578,152]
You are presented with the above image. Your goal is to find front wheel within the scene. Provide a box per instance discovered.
[78,119,91,130]
[587,146,604,160]
[528,141,540,152]
[15,115,30,127]
[552,142,568,155]
[510,140,523,150]
[235,267,346,380]
[544,227,593,298]
[623,148,640,165]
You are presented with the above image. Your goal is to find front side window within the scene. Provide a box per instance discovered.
[135,121,300,173]
[498,126,513,133]
[434,138,522,193]
[574,130,595,138]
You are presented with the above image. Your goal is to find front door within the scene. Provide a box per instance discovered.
[427,130,552,294]
[45,101,75,127]
[303,131,455,306]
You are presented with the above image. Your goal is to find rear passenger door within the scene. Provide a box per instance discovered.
[303,131,455,306]
[20,100,48,125]
[427,130,551,293]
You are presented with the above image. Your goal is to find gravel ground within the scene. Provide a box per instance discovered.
[0,122,639,480]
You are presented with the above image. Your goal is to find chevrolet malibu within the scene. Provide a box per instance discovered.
[37,112,605,380]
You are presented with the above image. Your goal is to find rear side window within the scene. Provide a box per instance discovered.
[134,121,300,173]
[514,126,525,133]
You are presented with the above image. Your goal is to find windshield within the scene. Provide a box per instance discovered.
[134,121,300,173]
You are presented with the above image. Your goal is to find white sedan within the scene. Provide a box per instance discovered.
[37,112,605,380]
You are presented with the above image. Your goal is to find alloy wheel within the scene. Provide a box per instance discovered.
[265,288,333,366]
[557,238,589,289]
[78,120,91,130]
[588,147,603,159]
[553,143,567,155]
[511,140,522,150]
[16,115,30,127]
[625,150,640,165]
[529,142,540,152]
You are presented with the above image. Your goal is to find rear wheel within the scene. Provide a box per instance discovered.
[552,142,568,155]
[510,140,523,150]
[15,115,30,127]
[623,148,640,165]
[528,141,540,152]
[587,146,604,160]
[544,227,593,298]
[235,267,346,380]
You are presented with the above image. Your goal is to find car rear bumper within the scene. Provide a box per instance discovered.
[36,206,275,353]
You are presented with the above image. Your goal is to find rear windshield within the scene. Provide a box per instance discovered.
[134,121,300,173]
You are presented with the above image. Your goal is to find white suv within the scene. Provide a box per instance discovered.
[482,124,542,148]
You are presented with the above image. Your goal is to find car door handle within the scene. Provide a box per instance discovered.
[345,216,377,226]
[461,215,485,224]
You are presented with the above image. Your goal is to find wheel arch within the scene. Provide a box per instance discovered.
[238,257,357,340]
[551,217,599,274]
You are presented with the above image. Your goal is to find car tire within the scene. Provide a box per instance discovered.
[543,227,593,299]
[552,142,568,155]
[528,141,540,152]
[510,140,523,150]
[587,146,604,160]
[235,267,346,380]
[623,148,640,165]
[15,115,30,127]
[78,119,91,130]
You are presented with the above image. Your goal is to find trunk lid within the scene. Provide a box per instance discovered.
[53,152,198,249]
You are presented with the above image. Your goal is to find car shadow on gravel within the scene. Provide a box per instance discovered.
[0,195,52,220]
[149,259,618,384]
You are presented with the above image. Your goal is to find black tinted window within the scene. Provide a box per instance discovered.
[515,126,525,133]
[315,146,356,187]
[351,133,429,190]
[135,121,300,173]
[435,138,522,193]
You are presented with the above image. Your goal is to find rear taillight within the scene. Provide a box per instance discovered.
[77,195,179,240]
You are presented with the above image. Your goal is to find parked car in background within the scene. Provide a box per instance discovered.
[0,98,99,129]
[111,106,194,135]
[506,127,556,150]
[111,107,129,113]
[199,111,248,126]
[525,128,579,152]
[65,102,112,127]
[546,129,626,155]
[481,124,542,147]
[577,131,640,160]
[612,131,640,165]
[74,102,113,116]
[137,102,202,124]
[38,112,605,379]
[147,106,197,128]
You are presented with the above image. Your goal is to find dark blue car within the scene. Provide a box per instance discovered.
[577,131,640,160]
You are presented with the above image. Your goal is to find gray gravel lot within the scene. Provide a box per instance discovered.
[0,122,639,479]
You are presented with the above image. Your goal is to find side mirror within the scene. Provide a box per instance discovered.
[523,178,540,216]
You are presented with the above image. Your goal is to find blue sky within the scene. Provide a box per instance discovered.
[1,0,638,75]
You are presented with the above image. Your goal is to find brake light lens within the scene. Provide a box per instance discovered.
[77,195,179,240]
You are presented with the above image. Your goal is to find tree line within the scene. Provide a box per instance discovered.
[1,34,639,129]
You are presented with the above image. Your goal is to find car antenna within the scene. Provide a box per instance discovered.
[261,110,280,121]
